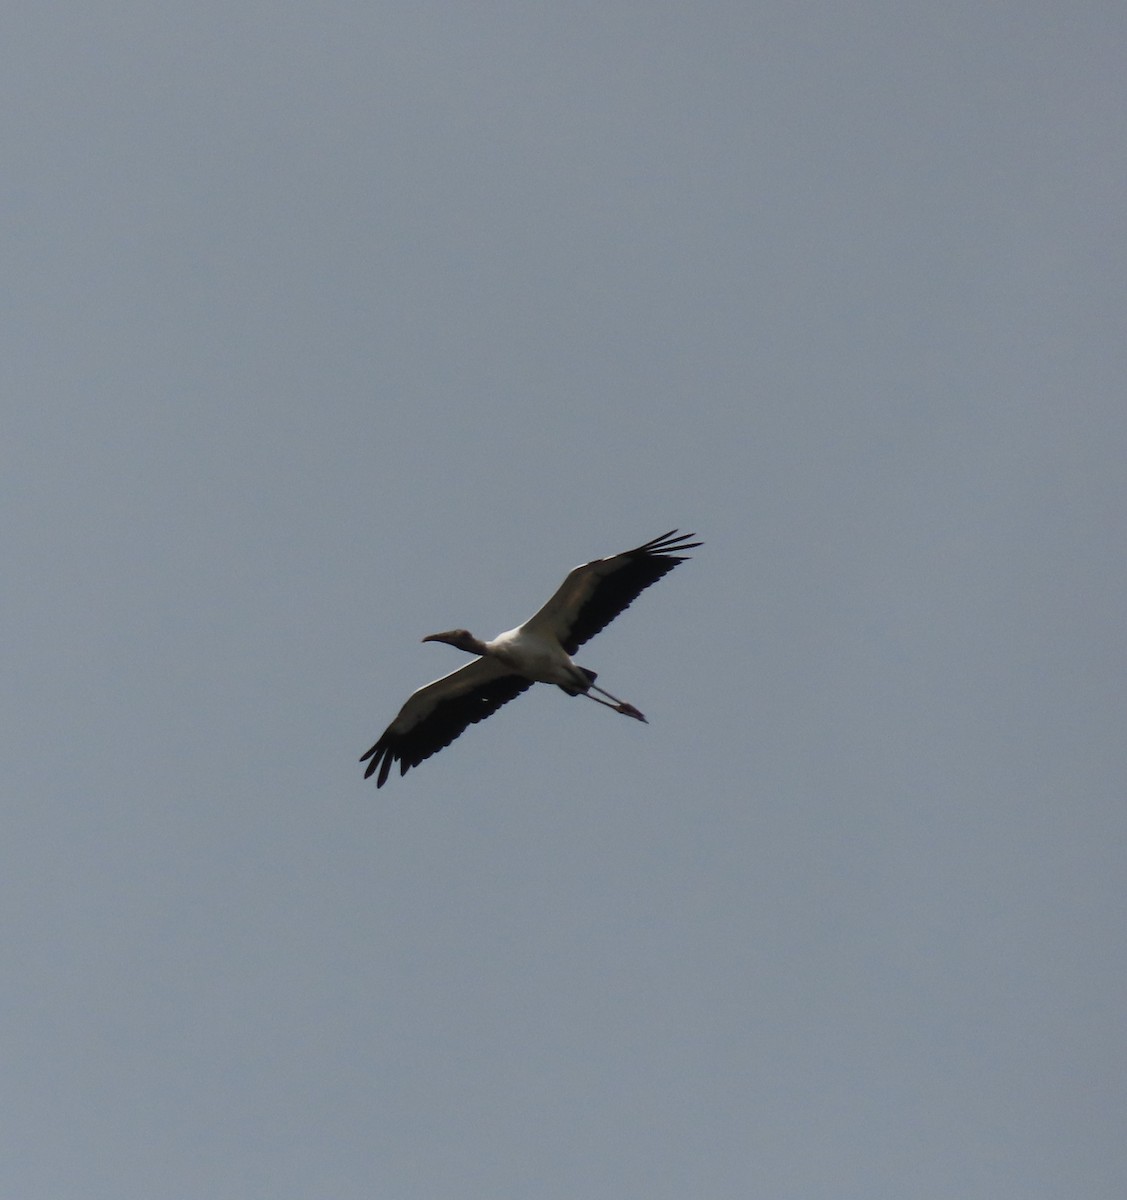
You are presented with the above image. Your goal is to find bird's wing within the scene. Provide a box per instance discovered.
[360,656,533,787]
[522,529,701,655]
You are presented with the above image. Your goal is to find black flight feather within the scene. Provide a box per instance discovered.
[360,673,533,788]
[558,529,701,654]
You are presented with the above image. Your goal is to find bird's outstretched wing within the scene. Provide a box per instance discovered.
[523,529,701,655]
[360,657,533,788]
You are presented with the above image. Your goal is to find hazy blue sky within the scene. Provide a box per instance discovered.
[5,3,1125,1197]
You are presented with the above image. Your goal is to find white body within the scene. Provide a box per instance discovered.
[487,626,588,689]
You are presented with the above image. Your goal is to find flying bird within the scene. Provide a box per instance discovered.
[360,529,701,787]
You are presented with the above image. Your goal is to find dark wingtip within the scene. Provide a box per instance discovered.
[361,740,393,786]
[640,529,702,555]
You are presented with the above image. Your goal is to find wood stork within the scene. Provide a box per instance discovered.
[360,529,701,787]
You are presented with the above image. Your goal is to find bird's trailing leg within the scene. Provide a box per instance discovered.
[582,683,648,723]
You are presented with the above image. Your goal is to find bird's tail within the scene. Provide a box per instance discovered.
[558,666,597,696]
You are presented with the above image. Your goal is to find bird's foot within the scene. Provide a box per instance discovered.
[616,703,648,723]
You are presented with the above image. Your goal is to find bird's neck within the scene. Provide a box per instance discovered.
[459,633,491,656]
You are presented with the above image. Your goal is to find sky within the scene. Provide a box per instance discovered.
[4,3,1126,1197]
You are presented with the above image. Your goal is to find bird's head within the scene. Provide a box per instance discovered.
[421,629,484,654]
